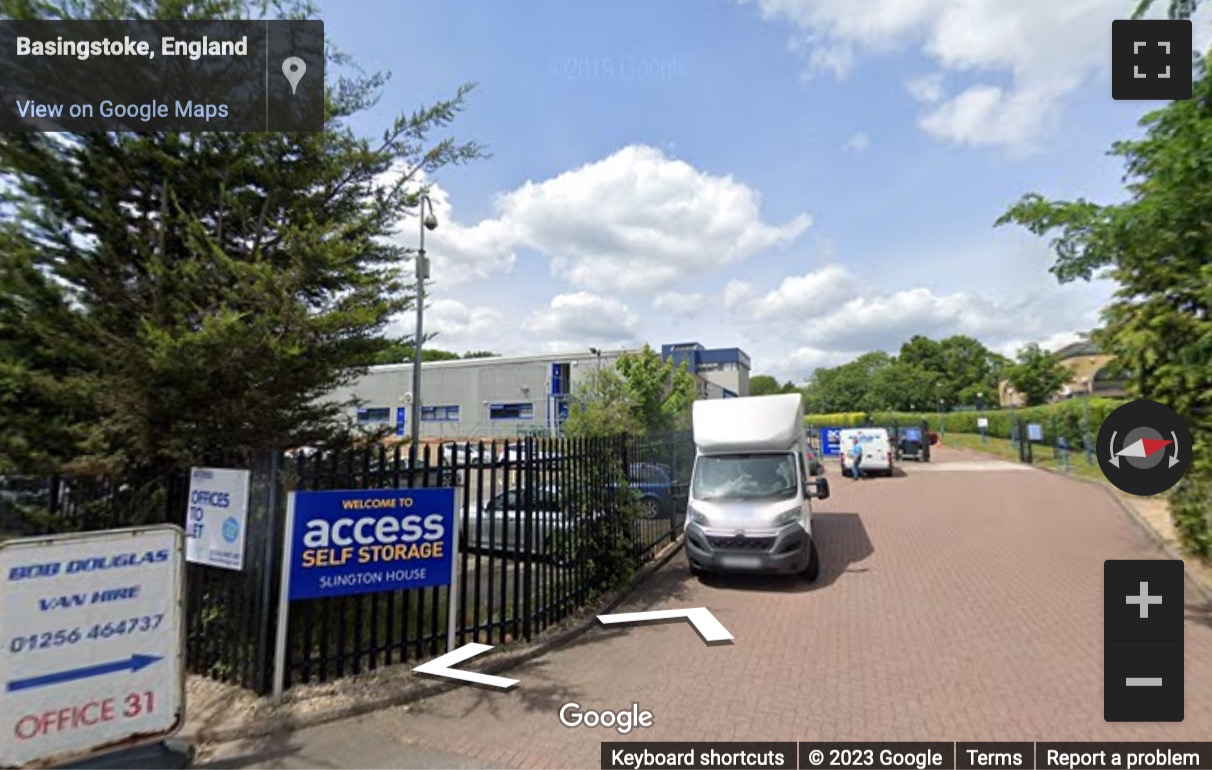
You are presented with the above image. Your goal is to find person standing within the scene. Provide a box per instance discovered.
[849,437,864,481]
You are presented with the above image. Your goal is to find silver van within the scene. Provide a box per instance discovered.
[684,394,829,581]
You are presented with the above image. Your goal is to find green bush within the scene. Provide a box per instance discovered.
[802,412,868,428]
[1170,441,1212,561]
[809,399,1126,442]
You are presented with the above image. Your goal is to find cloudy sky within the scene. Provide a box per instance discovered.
[319,0,1208,383]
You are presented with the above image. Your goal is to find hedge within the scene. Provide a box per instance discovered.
[1169,440,1212,561]
[806,399,1126,442]
[800,412,869,428]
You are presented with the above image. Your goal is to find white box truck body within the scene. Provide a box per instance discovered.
[685,394,829,580]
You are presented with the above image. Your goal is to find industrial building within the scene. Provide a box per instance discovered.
[326,341,751,440]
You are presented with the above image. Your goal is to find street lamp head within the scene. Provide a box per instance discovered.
[418,194,438,230]
[589,347,600,355]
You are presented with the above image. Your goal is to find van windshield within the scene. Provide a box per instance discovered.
[691,454,799,501]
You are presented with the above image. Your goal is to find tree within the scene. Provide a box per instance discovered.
[564,344,697,436]
[615,344,698,434]
[897,334,1006,407]
[561,366,638,437]
[1003,344,1068,406]
[0,0,486,476]
[997,5,1211,557]
[371,342,461,365]
[749,374,797,396]
[461,350,499,359]
[898,335,944,374]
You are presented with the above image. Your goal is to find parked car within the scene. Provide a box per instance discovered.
[896,427,927,461]
[0,476,49,507]
[804,445,824,476]
[624,463,674,519]
[494,443,559,466]
[461,487,588,564]
[440,442,487,467]
[360,457,458,487]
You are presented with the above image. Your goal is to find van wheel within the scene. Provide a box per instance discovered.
[802,540,820,582]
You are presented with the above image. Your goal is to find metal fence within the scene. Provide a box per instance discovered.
[1,430,692,694]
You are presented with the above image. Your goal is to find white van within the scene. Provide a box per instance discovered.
[839,428,893,477]
[685,394,830,581]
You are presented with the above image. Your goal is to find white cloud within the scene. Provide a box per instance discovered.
[378,170,518,288]
[994,330,1086,359]
[407,298,508,353]
[842,131,871,152]
[403,146,809,296]
[523,292,642,352]
[906,73,944,103]
[726,263,1107,377]
[737,0,1199,151]
[762,347,855,382]
[653,292,704,316]
[495,145,810,293]
[728,264,858,320]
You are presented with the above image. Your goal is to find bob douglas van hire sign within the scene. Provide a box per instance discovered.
[284,487,455,600]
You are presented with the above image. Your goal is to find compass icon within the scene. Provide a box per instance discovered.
[1097,399,1192,496]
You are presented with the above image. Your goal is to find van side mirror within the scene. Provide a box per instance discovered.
[807,477,829,500]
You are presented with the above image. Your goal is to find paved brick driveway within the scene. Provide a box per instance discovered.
[201,447,1212,769]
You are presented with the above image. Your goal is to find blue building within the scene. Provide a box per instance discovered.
[661,342,750,399]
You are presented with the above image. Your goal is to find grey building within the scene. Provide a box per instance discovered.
[327,341,750,440]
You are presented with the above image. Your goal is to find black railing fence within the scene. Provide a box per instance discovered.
[2,430,692,694]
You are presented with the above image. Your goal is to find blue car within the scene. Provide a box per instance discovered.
[627,463,674,519]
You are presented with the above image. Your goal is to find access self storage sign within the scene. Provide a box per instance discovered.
[283,487,455,601]
[0,526,185,768]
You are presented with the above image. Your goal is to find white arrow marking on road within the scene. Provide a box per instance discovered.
[412,643,519,689]
[596,607,733,643]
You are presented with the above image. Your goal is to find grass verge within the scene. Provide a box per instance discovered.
[940,431,1105,482]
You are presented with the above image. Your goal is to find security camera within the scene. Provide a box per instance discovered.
[423,214,438,231]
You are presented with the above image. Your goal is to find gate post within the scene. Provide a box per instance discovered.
[255,449,284,694]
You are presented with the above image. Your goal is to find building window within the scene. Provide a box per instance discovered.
[489,402,533,420]
[357,407,391,424]
[422,405,460,421]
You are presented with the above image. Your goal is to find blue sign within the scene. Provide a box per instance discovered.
[222,516,240,543]
[820,427,843,456]
[1028,423,1044,442]
[902,428,922,442]
[287,487,455,601]
[396,407,407,437]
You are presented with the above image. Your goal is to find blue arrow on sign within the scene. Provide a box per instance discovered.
[6,654,162,693]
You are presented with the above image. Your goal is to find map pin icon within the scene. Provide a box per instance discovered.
[282,57,306,95]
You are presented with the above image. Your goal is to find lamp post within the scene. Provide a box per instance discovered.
[937,398,945,438]
[1081,376,1093,464]
[589,347,602,369]
[409,194,439,465]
